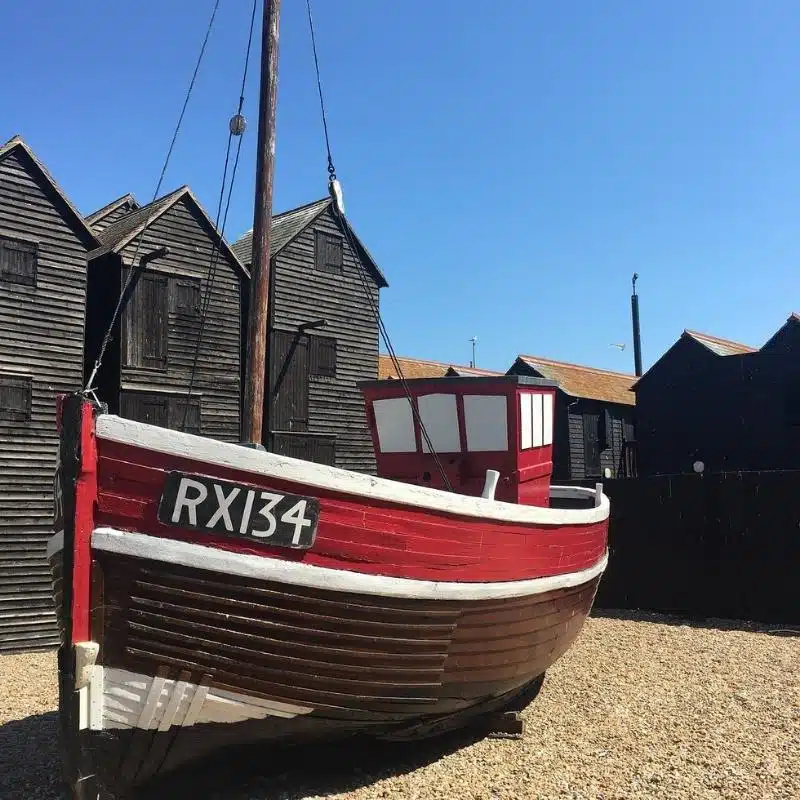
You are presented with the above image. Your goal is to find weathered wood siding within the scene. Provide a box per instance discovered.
[113,197,242,443]
[270,206,379,473]
[89,201,137,233]
[0,147,93,652]
[564,399,634,480]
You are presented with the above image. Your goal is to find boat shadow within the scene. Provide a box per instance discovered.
[0,711,64,800]
[137,725,493,800]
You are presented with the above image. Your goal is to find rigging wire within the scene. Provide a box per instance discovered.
[305,0,454,491]
[85,0,222,392]
[182,0,259,431]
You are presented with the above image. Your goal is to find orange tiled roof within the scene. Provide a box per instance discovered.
[378,355,501,380]
[516,355,636,406]
[683,329,756,356]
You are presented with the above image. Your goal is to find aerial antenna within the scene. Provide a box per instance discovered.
[469,336,478,368]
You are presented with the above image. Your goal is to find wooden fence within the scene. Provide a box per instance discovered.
[568,471,800,624]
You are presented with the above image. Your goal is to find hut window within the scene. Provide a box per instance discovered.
[0,374,32,422]
[463,395,508,452]
[0,235,37,287]
[172,277,201,317]
[124,272,168,368]
[310,335,337,378]
[120,391,201,434]
[315,231,343,273]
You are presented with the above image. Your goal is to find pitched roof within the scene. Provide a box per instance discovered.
[88,186,248,278]
[683,329,756,356]
[378,354,501,380]
[231,197,388,288]
[0,135,100,248]
[85,193,139,226]
[513,355,636,405]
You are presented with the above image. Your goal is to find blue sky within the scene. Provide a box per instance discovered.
[3,1,798,374]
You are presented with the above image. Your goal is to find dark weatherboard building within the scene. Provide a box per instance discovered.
[633,320,800,476]
[232,197,388,473]
[0,136,100,651]
[84,186,249,443]
[507,355,636,480]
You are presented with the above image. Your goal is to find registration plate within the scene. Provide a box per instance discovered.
[157,472,319,550]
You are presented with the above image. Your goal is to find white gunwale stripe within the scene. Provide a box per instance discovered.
[96,415,610,526]
[91,527,608,601]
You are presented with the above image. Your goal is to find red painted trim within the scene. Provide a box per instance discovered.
[70,402,97,644]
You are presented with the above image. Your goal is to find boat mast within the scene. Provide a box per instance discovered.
[243,0,281,445]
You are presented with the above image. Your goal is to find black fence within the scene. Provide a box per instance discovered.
[568,471,800,624]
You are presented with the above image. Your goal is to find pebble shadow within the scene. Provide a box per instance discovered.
[137,726,493,800]
[0,711,63,800]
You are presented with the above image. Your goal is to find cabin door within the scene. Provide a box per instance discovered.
[583,412,602,477]
[269,329,309,433]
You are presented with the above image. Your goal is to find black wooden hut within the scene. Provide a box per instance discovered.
[84,186,249,442]
[633,320,800,476]
[0,135,100,651]
[232,198,388,473]
[507,355,636,480]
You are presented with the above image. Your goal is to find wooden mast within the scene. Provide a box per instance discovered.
[243,0,281,445]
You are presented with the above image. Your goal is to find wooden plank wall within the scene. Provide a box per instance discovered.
[116,198,242,443]
[0,149,91,652]
[569,472,800,624]
[564,399,634,480]
[271,206,379,474]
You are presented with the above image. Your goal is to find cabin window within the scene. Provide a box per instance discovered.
[172,277,201,317]
[463,394,508,452]
[310,335,337,378]
[124,272,168,368]
[418,393,461,453]
[519,392,553,450]
[372,397,416,453]
[0,374,32,422]
[315,231,343,273]
[120,391,201,434]
[0,235,37,287]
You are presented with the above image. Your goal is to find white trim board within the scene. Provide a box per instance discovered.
[92,527,608,601]
[96,415,610,526]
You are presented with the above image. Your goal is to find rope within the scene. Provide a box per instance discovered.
[305,0,336,180]
[305,2,453,490]
[182,0,258,431]
[85,0,222,392]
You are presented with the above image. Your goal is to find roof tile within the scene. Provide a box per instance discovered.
[516,355,636,405]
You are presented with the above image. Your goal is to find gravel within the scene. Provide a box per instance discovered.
[1,612,797,800]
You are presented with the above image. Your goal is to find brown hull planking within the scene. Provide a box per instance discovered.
[52,550,599,792]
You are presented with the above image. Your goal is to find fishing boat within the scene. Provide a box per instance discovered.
[47,2,610,798]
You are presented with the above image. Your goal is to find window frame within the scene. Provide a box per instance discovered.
[309,334,337,378]
[0,233,38,287]
[0,373,32,422]
[315,230,344,274]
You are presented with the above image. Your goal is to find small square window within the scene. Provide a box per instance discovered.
[172,277,201,317]
[0,235,37,287]
[315,231,343,273]
[310,335,336,378]
[0,374,32,422]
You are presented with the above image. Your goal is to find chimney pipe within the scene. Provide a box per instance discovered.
[631,273,642,377]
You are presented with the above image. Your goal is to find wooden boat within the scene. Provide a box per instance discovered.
[47,2,609,798]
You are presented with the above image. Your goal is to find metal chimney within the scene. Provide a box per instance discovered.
[631,273,643,377]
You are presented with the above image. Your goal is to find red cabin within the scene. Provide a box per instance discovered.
[359,375,559,507]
